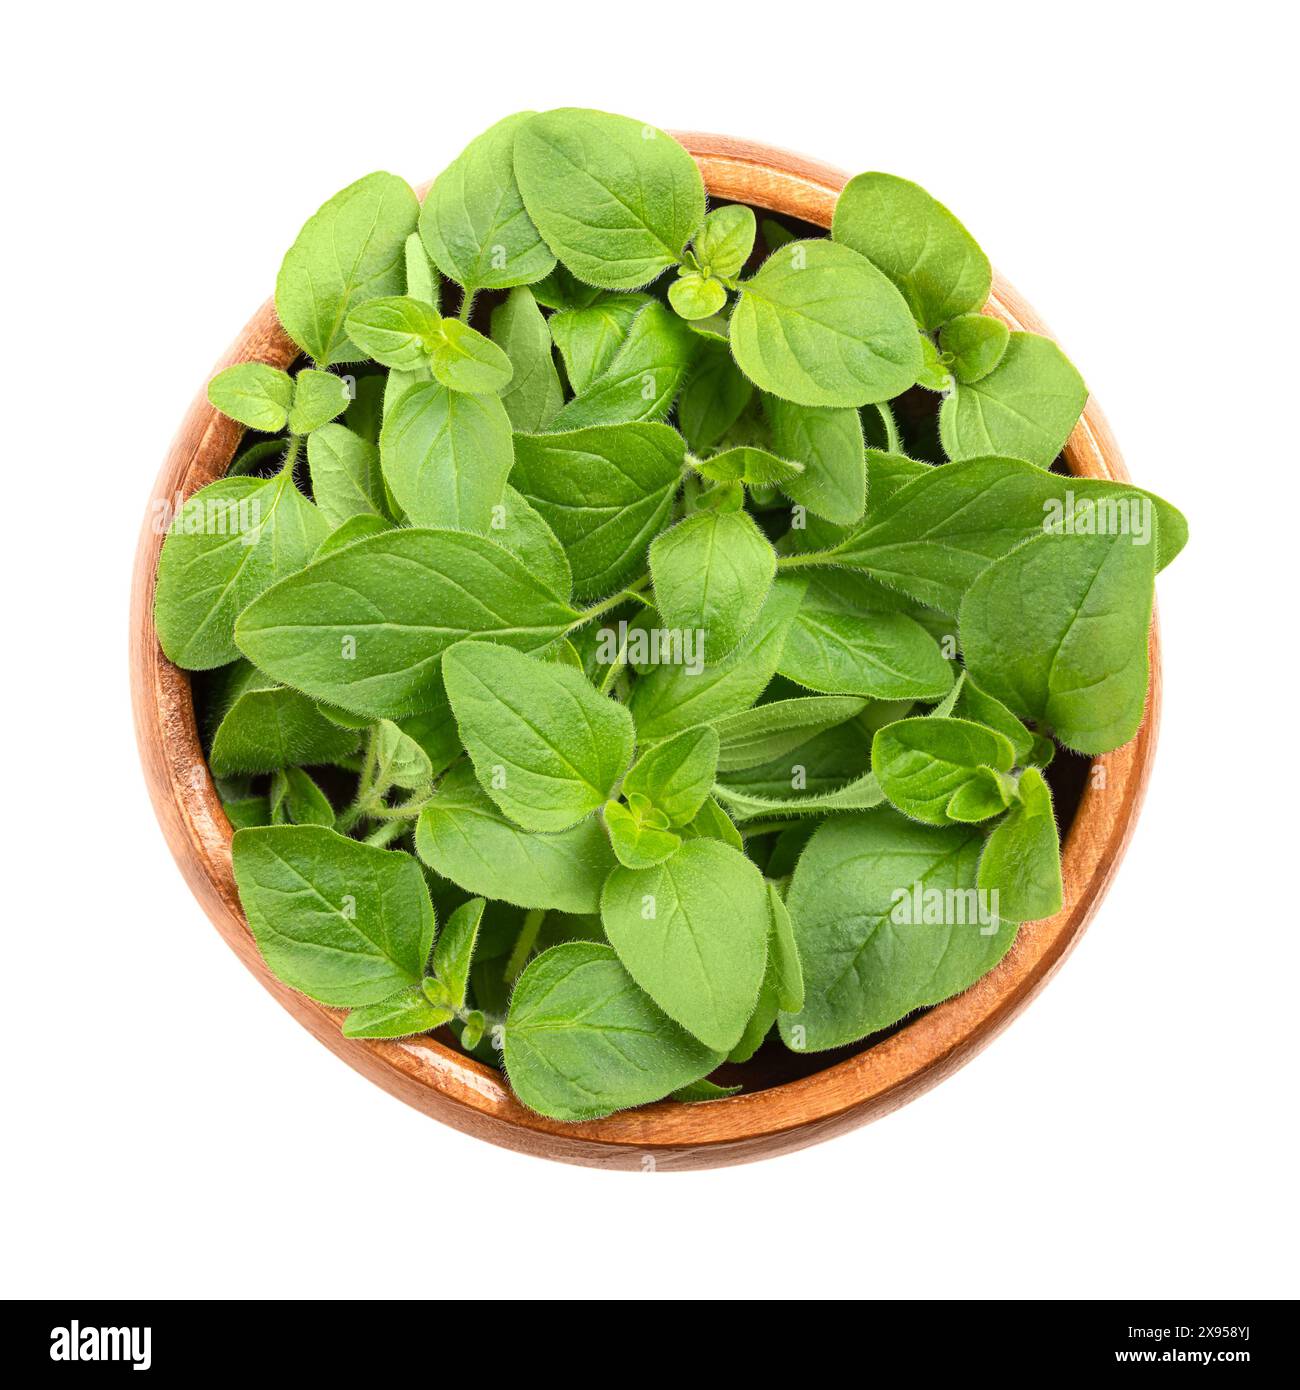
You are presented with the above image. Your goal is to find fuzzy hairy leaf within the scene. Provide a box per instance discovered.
[234,529,579,718]
[510,421,684,600]
[822,454,1188,614]
[419,113,556,293]
[550,302,698,430]
[442,641,634,832]
[712,695,867,773]
[415,763,615,914]
[779,809,1014,1050]
[959,528,1155,754]
[832,173,991,331]
[155,472,329,670]
[207,363,294,432]
[649,509,776,663]
[492,288,563,431]
[208,662,360,776]
[515,109,705,290]
[622,726,719,826]
[730,240,921,407]
[977,767,1063,923]
[503,942,723,1121]
[872,716,1017,826]
[629,577,805,743]
[307,424,388,527]
[602,839,769,1051]
[275,172,419,366]
[940,332,1087,468]
[232,826,435,1007]
[379,381,514,530]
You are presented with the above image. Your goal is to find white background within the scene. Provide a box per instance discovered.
[3,1,1296,1301]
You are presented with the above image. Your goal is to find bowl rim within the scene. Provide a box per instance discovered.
[129,132,1160,1170]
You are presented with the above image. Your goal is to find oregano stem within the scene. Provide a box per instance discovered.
[366,786,437,821]
[775,548,843,571]
[337,725,382,834]
[568,574,652,631]
[739,819,797,839]
[279,433,303,477]
[363,820,409,848]
[504,909,545,985]
[458,289,476,322]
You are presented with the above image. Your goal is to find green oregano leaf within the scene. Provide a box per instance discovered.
[622,726,720,826]
[711,769,884,823]
[503,942,723,1121]
[404,233,440,309]
[959,528,1156,754]
[649,509,776,663]
[287,369,351,435]
[307,424,388,527]
[977,767,1064,923]
[208,662,360,776]
[779,809,1014,1051]
[628,577,806,742]
[415,763,616,914]
[680,796,744,851]
[818,454,1188,614]
[832,172,991,331]
[549,292,649,394]
[344,296,442,371]
[692,446,803,490]
[428,320,514,395]
[601,838,769,1051]
[342,986,453,1040]
[668,272,727,320]
[677,340,753,452]
[515,109,706,291]
[730,240,922,407]
[940,332,1088,468]
[510,421,684,600]
[953,676,1034,763]
[491,288,563,432]
[433,897,487,1010]
[766,883,804,1014]
[379,381,513,531]
[373,718,434,791]
[872,716,1017,826]
[777,579,953,701]
[279,766,336,827]
[764,396,867,525]
[275,172,419,366]
[155,471,329,670]
[234,529,579,718]
[208,363,294,432]
[694,204,756,281]
[549,302,698,430]
[939,313,1010,383]
[442,641,635,832]
[419,113,556,294]
[314,513,392,557]
[232,826,435,1007]
[712,695,867,773]
[604,799,682,870]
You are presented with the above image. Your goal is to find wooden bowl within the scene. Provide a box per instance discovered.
[130,133,1159,1170]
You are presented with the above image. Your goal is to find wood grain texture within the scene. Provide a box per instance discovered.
[129,134,1160,1170]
